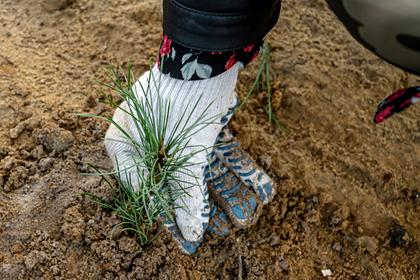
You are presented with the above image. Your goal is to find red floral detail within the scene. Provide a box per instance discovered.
[160,35,172,57]
[211,51,223,55]
[243,44,254,52]
[225,54,237,70]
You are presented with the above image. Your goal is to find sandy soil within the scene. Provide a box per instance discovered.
[0,0,419,279]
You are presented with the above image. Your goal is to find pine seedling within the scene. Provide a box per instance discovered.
[238,43,287,133]
[82,65,217,245]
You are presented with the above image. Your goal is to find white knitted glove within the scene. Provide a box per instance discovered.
[105,63,240,241]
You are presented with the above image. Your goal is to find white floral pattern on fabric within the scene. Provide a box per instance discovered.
[157,34,263,81]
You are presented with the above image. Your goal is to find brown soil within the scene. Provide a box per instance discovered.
[0,0,419,279]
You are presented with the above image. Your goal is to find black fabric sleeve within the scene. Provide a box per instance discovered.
[162,0,281,52]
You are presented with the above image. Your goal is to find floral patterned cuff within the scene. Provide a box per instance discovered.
[157,35,263,81]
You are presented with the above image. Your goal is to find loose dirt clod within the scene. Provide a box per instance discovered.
[357,236,379,256]
[38,157,54,172]
[36,124,74,155]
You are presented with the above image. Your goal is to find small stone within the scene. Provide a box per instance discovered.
[36,124,74,154]
[279,258,288,271]
[31,145,45,160]
[389,223,407,248]
[357,236,379,255]
[9,122,26,139]
[329,215,341,226]
[321,269,332,277]
[39,157,54,172]
[260,154,272,169]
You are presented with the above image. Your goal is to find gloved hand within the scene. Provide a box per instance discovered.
[163,99,276,255]
[105,64,240,242]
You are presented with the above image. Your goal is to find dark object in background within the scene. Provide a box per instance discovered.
[389,223,407,248]
[327,0,420,123]
[327,0,420,75]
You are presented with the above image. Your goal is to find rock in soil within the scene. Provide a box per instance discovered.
[36,124,74,155]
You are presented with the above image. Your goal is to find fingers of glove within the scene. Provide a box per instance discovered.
[214,127,275,205]
[205,199,233,242]
[162,200,233,253]
[162,165,210,253]
[172,162,210,242]
[204,154,262,228]
[104,102,144,191]
[162,215,202,255]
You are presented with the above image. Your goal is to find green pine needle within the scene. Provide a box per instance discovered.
[82,64,217,245]
[238,43,287,133]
